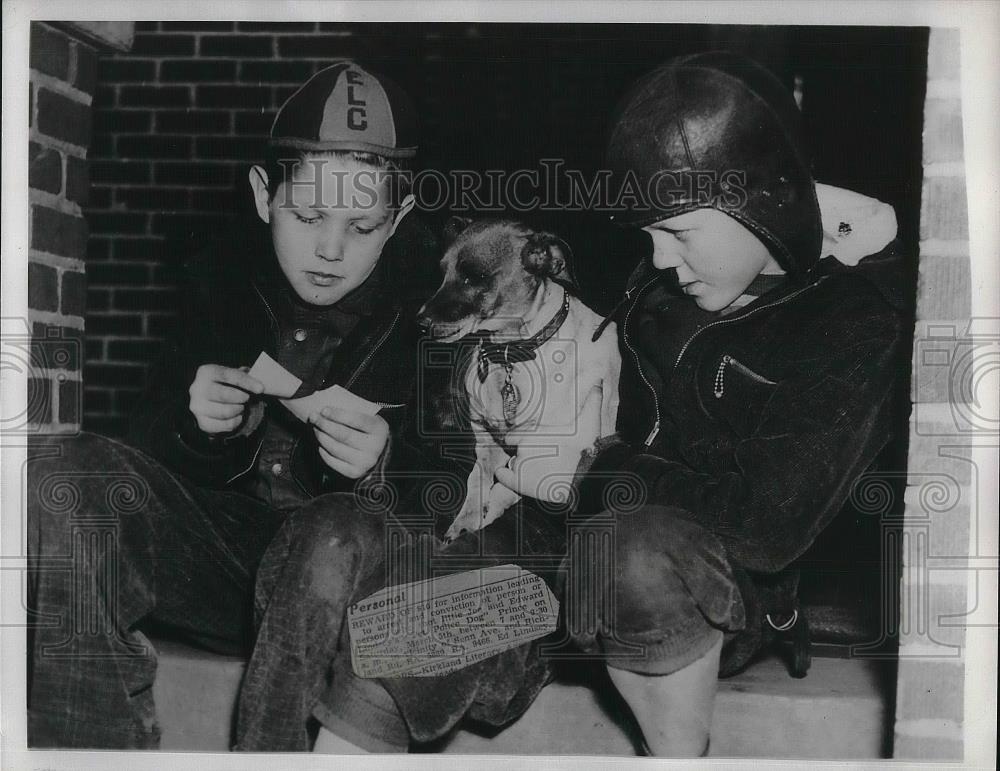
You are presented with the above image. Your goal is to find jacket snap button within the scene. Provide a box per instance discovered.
[293,328,308,342]
[271,463,283,476]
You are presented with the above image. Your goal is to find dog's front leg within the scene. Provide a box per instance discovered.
[483,478,521,529]
[479,438,521,527]
[445,426,498,541]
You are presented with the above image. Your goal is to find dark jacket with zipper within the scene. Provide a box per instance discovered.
[583,240,912,671]
[125,214,475,512]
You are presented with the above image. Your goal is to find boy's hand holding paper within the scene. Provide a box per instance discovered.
[247,352,381,417]
[247,352,388,478]
[188,363,265,434]
[310,406,390,479]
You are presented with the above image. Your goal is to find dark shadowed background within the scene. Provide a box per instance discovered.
[81,21,929,654]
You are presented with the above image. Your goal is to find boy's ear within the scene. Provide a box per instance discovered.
[521,232,577,288]
[388,193,417,238]
[443,215,474,246]
[248,165,271,224]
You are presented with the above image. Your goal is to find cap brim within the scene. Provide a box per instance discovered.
[268,137,417,159]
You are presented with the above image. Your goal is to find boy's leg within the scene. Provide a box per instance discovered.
[605,634,723,756]
[233,493,387,752]
[563,504,744,757]
[312,727,371,753]
[307,503,565,752]
[26,431,284,749]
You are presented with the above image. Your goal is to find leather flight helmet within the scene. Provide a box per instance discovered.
[606,51,823,275]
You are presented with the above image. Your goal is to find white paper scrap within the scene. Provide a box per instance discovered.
[281,384,381,421]
[348,565,559,678]
[247,351,302,398]
[247,351,382,420]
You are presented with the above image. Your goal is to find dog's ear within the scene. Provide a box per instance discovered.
[521,232,579,289]
[443,216,474,246]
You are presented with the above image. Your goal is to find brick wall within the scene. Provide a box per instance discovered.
[85,23,280,434]
[893,27,974,760]
[27,23,104,433]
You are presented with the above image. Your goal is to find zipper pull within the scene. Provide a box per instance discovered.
[714,355,731,399]
[644,420,660,447]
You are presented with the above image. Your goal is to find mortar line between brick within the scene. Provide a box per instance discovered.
[895,643,965,660]
[899,565,984,586]
[28,310,84,330]
[28,250,85,272]
[28,189,82,218]
[27,425,83,434]
[29,70,93,107]
[26,369,82,381]
[68,40,79,87]
[925,79,962,99]
[910,402,990,424]
[924,161,966,178]
[919,239,970,257]
[28,130,88,159]
[51,383,61,422]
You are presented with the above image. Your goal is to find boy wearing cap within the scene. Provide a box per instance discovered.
[280,52,909,757]
[25,60,450,749]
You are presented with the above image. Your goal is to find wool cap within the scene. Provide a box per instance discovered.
[270,59,418,159]
[606,52,822,275]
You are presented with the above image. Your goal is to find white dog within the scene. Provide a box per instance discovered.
[416,219,620,540]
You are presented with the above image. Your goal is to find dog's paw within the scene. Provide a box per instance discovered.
[444,508,483,542]
[483,483,521,528]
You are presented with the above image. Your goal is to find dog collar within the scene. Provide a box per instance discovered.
[472,292,571,383]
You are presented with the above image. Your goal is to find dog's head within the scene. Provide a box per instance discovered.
[417,218,575,341]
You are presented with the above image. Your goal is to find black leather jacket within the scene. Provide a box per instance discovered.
[126,215,475,513]
[586,242,912,574]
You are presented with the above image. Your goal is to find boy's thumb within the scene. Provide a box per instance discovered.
[494,455,518,490]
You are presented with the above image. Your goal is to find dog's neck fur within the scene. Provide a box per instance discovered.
[492,280,566,341]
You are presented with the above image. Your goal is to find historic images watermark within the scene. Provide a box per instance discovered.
[0,317,82,437]
[846,319,1000,661]
[270,157,750,215]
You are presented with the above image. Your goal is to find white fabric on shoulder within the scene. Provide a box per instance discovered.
[815,182,898,266]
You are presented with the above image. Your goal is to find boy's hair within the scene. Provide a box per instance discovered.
[263,146,414,212]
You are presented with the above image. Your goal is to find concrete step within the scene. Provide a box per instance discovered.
[152,639,892,758]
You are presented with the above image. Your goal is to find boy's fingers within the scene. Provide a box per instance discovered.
[319,406,381,433]
[317,447,362,479]
[199,415,241,434]
[313,425,364,465]
[195,400,243,420]
[215,367,265,394]
[310,412,365,449]
[206,383,251,404]
[208,403,244,420]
